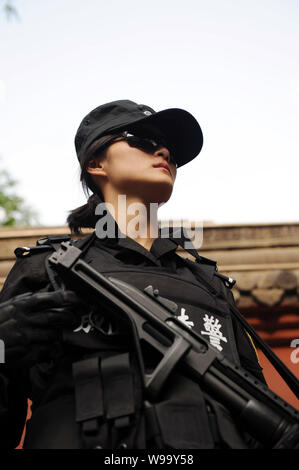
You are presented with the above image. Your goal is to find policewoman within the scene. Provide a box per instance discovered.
[0,100,265,449]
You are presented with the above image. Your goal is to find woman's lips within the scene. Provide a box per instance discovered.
[153,163,171,174]
[157,167,170,174]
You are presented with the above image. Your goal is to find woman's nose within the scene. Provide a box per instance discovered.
[154,146,171,163]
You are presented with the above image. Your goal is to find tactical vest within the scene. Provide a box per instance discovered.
[17,232,249,450]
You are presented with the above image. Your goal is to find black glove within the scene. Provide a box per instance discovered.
[0,290,82,367]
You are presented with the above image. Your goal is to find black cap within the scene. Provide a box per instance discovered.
[75,99,203,168]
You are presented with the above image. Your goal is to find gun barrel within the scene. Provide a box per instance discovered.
[199,365,293,447]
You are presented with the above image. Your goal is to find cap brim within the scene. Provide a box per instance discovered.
[108,108,203,168]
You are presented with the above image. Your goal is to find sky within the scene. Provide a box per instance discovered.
[0,0,299,227]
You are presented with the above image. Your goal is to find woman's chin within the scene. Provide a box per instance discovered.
[119,179,174,204]
[148,183,173,204]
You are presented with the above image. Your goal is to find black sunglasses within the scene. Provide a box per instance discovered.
[105,131,177,168]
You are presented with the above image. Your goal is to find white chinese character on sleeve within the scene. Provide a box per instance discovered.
[177,308,194,329]
[200,314,228,351]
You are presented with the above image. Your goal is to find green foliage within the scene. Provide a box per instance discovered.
[0,168,39,226]
[1,0,18,20]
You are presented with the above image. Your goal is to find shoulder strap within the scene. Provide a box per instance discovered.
[162,227,235,287]
[161,226,214,263]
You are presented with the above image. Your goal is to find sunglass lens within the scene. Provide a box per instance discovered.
[124,133,177,167]
[126,135,157,152]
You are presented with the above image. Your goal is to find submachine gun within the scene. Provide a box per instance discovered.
[48,241,299,449]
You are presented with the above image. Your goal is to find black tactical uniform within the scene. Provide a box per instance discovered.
[0,225,265,449]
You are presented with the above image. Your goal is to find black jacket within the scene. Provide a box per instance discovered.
[0,230,265,449]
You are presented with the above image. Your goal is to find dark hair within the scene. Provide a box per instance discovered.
[67,134,119,234]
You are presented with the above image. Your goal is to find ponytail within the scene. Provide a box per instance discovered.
[67,193,103,234]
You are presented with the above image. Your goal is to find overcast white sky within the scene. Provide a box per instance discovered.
[0,0,298,226]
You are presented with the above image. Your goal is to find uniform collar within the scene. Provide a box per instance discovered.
[117,234,178,260]
[93,212,178,264]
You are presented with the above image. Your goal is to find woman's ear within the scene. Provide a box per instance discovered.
[86,159,106,175]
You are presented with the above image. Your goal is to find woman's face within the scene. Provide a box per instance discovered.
[88,137,177,204]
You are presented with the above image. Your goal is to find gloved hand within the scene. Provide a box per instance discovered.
[0,290,83,367]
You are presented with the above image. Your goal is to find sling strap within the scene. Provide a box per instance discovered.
[160,227,235,288]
